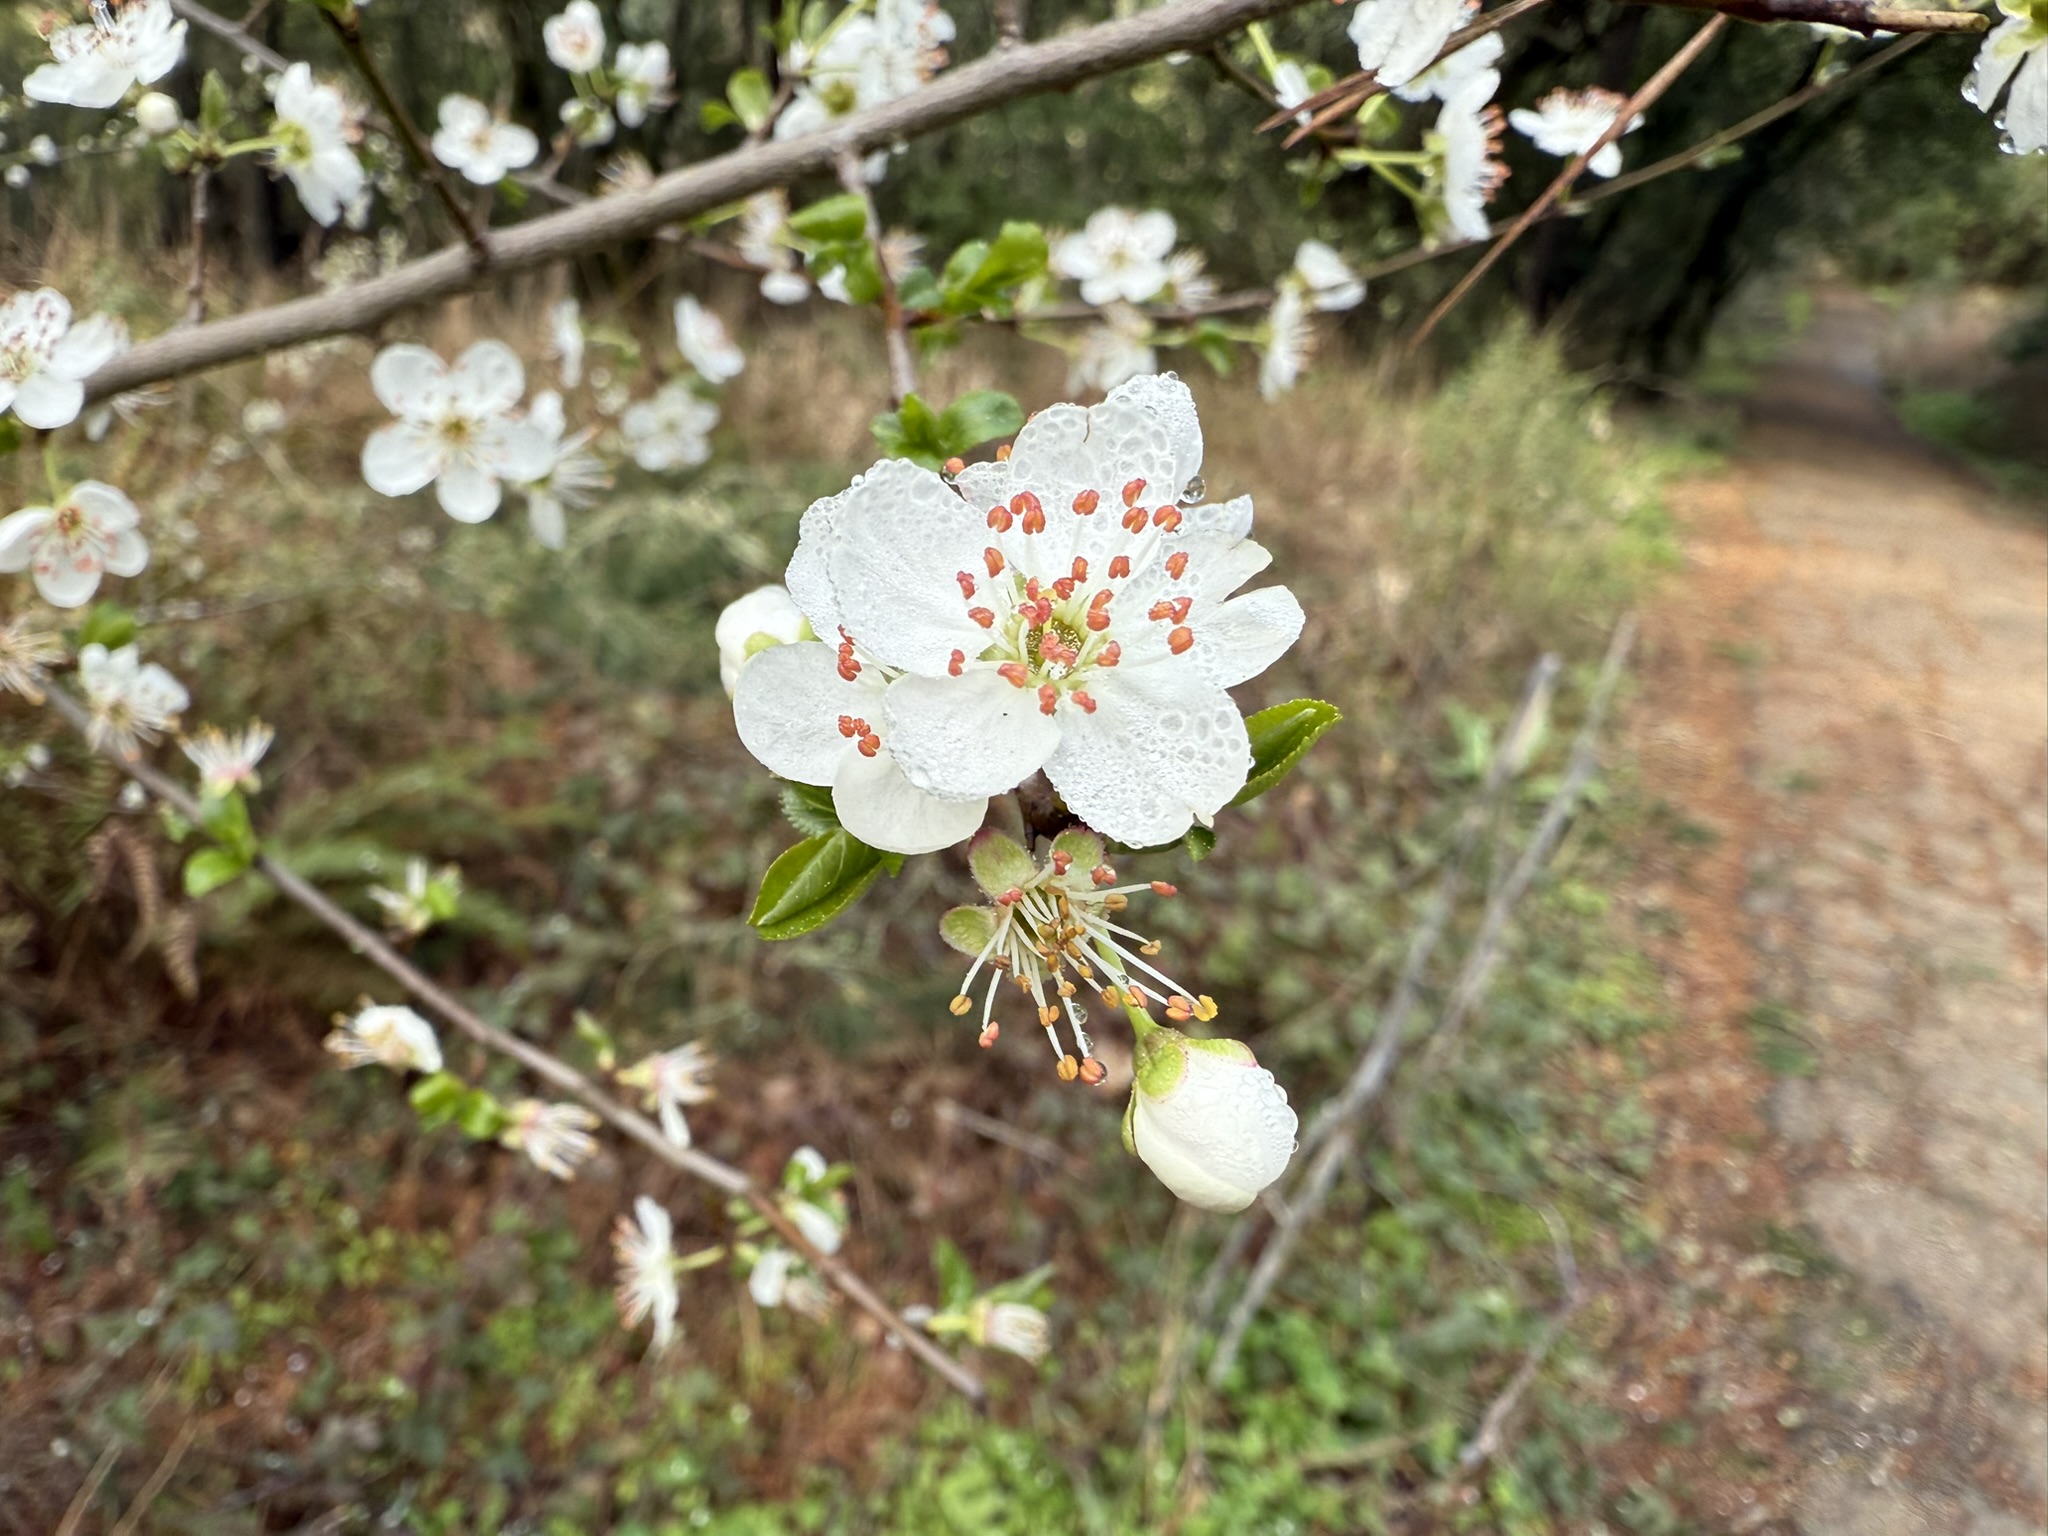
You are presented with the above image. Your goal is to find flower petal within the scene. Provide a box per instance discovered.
[1190,585,1305,689]
[0,508,52,571]
[435,463,502,522]
[832,745,988,855]
[824,459,990,674]
[11,373,85,431]
[102,526,150,579]
[448,340,526,416]
[1045,667,1250,847]
[34,548,104,609]
[48,313,128,378]
[370,345,449,418]
[361,422,445,496]
[69,481,139,531]
[526,492,566,550]
[878,669,1061,801]
[732,640,874,786]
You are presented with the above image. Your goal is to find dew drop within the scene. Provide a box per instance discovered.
[1177,475,1206,504]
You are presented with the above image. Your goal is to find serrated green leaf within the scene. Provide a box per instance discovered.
[935,391,1024,456]
[198,70,234,136]
[788,193,868,244]
[871,390,949,466]
[183,847,248,899]
[939,222,1048,316]
[1231,699,1343,806]
[779,782,840,836]
[748,829,891,940]
[727,67,773,131]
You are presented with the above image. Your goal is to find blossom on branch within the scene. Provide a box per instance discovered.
[1428,73,1510,246]
[360,341,553,523]
[621,380,718,471]
[0,289,131,431]
[543,1,607,73]
[0,481,149,610]
[775,0,954,167]
[183,721,274,797]
[78,642,187,758]
[1051,208,1177,306]
[1509,87,1644,179]
[271,63,365,226]
[431,95,539,185]
[617,1041,716,1149]
[548,297,585,388]
[1259,285,1314,401]
[1392,31,1504,103]
[1125,1025,1297,1213]
[1966,0,2047,155]
[674,297,746,384]
[25,0,187,111]
[1291,240,1366,313]
[716,584,811,694]
[516,390,608,550]
[0,615,65,704]
[613,1195,681,1352]
[1349,0,1471,92]
[1066,305,1157,396]
[502,1099,601,1180]
[613,42,676,128]
[325,1003,444,1074]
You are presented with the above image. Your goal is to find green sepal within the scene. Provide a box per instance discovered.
[572,1009,617,1073]
[1050,827,1105,876]
[198,790,258,864]
[1230,699,1343,807]
[1132,1026,1188,1100]
[408,1072,510,1139]
[1121,1089,1138,1155]
[967,828,1033,898]
[748,829,896,941]
[939,904,997,958]
[1191,320,1236,377]
[778,781,841,837]
[183,846,249,898]
[1184,826,1217,861]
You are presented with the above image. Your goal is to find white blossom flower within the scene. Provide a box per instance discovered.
[788,1198,845,1255]
[1159,248,1219,311]
[617,1041,716,1148]
[613,1195,680,1353]
[613,41,675,127]
[324,1002,444,1073]
[25,0,187,111]
[716,583,811,694]
[515,390,608,550]
[543,0,606,72]
[77,643,187,758]
[1291,240,1365,313]
[1430,72,1509,246]
[360,340,553,523]
[0,290,131,431]
[548,297,585,387]
[502,1099,601,1180]
[1051,208,1177,306]
[1348,0,1471,91]
[0,481,148,610]
[368,857,460,938]
[973,1299,1051,1361]
[1259,285,1314,402]
[4,168,30,191]
[941,827,1220,1067]
[673,296,745,384]
[430,94,539,185]
[134,90,180,136]
[1125,1026,1297,1212]
[748,1245,797,1308]
[560,97,616,148]
[738,192,810,303]
[183,721,274,796]
[787,1145,830,1184]
[1067,305,1156,396]
[1272,58,1314,124]
[1965,0,2047,154]
[736,375,1301,853]
[271,63,365,226]
[1392,31,1504,103]
[774,3,948,156]
[0,615,65,703]
[620,380,718,471]
[1509,87,1643,179]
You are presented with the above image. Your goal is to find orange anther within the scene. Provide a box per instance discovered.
[1090,865,1116,887]
[1168,626,1194,655]
[998,662,1030,687]
[1086,608,1112,632]
[984,547,1005,577]
[968,607,995,628]
[978,1022,1000,1048]
[1050,849,1072,873]
[1121,478,1147,507]
[1098,641,1121,666]
[1122,506,1148,534]
[1078,1056,1108,1086]
[838,655,862,681]
[837,714,858,737]
[1072,690,1098,714]
[1150,881,1178,896]
[1108,555,1131,579]
[987,506,1013,531]
[1037,683,1058,715]
[956,570,976,598]
[1073,489,1100,515]
[1152,507,1182,531]
[943,456,966,475]
[996,444,1012,461]
[857,734,881,757]
[1056,1054,1080,1083]
[1148,600,1174,622]
[1052,577,1076,601]
[1165,551,1189,579]
[1169,596,1192,623]
[948,649,966,677]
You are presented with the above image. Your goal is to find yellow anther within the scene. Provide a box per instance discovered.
[949,994,973,1016]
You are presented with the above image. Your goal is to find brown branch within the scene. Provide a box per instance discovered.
[836,149,918,407]
[184,167,211,326]
[1407,13,1730,354]
[1456,1203,1582,1472]
[40,686,989,1408]
[1628,0,1985,31]
[169,0,290,71]
[85,0,1325,404]
[318,7,491,263]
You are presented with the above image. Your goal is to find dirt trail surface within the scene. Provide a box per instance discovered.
[1625,290,2047,1534]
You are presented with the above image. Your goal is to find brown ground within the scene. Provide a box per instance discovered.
[1614,290,2048,1533]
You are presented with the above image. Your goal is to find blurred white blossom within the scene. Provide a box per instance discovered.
[516,390,608,550]
[368,857,462,938]
[502,1099,601,1180]
[543,1,607,72]
[134,90,180,137]
[325,1003,444,1074]
[271,63,365,225]
[617,1041,716,1148]
[0,289,130,431]
[548,297,585,387]
[25,0,187,110]
[1066,305,1156,396]
[614,41,675,127]
[1429,73,1509,246]
[1051,207,1176,306]
[1291,240,1365,313]
[673,296,745,383]
[360,341,553,523]
[0,615,64,704]
[183,721,274,797]
[613,1196,680,1353]
[1259,285,1314,401]
[430,95,539,185]
[1965,0,2046,154]
[621,380,718,471]
[0,481,148,609]
[1348,0,1469,91]
[1509,87,1643,178]
[1392,31,1503,103]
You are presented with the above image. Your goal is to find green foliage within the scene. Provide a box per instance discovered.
[871,389,1025,467]
[748,829,899,940]
[1231,698,1344,806]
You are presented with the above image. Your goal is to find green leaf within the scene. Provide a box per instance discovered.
[572,1009,617,1073]
[871,391,948,466]
[198,69,234,136]
[1184,826,1217,861]
[454,1089,510,1140]
[939,222,1048,315]
[408,1071,469,1130]
[788,193,869,244]
[1192,320,1236,378]
[935,391,1024,456]
[198,791,258,862]
[699,100,739,131]
[1230,699,1343,807]
[75,603,136,652]
[779,782,841,837]
[748,829,892,940]
[727,67,773,131]
[933,1237,979,1311]
[183,847,249,899]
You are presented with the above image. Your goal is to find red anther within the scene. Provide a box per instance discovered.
[996,444,1012,461]
[987,506,1014,531]
[1090,865,1116,887]
[1050,849,1073,873]
[1121,506,1149,534]
[1098,641,1121,666]
[1072,689,1098,714]
[1078,1056,1108,1086]
[1011,491,1045,535]
[1152,507,1183,531]
[998,662,1030,687]
[948,649,966,677]
[857,733,881,757]
[1037,683,1059,716]
[968,607,995,628]
[943,456,966,476]
[1165,550,1190,579]
[1024,599,1053,626]
[1108,555,1132,579]
[1150,881,1178,896]
[837,654,862,681]
[1148,600,1174,622]
[978,1022,1000,1048]
[1089,587,1114,608]
[1086,608,1112,632]
[837,714,858,737]
[1121,478,1147,508]
[1071,556,1089,581]
[1168,596,1192,623]
[1073,489,1100,515]
[1025,577,1041,601]
[984,547,1005,577]
[1052,577,1076,601]
[956,570,977,598]
[1165,1002,1192,1022]
[1168,626,1194,655]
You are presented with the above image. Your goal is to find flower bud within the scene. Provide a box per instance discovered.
[135,92,181,137]
[1125,1027,1297,1213]
[714,584,809,694]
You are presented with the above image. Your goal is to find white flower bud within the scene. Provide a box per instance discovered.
[135,92,181,137]
[714,584,808,694]
[1125,1028,1297,1213]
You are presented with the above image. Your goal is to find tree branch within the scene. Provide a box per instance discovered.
[836,149,918,407]
[169,0,290,72]
[85,0,1325,404]
[40,686,988,1409]
[1407,13,1730,354]
[1628,0,1984,32]
[185,167,211,326]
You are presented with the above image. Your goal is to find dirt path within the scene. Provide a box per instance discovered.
[1625,291,2048,1534]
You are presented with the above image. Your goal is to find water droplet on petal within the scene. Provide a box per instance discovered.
[1178,475,1206,504]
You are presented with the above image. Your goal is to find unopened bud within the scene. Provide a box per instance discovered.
[135,92,181,137]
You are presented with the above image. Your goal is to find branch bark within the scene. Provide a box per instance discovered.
[85,0,1324,404]
[837,149,918,407]
[170,0,290,72]
[40,686,988,1409]
[1628,0,1984,31]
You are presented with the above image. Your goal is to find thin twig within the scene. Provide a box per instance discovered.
[1407,13,1730,354]
[1627,0,1984,31]
[836,148,918,406]
[40,687,988,1409]
[185,167,211,326]
[169,0,290,71]
[1457,1204,1582,1471]
[87,0,1328,403]
[108,1421,198,1536]
[317,8,491,263]
[934,1098,1070,1166]
[53,1441,122,1536]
